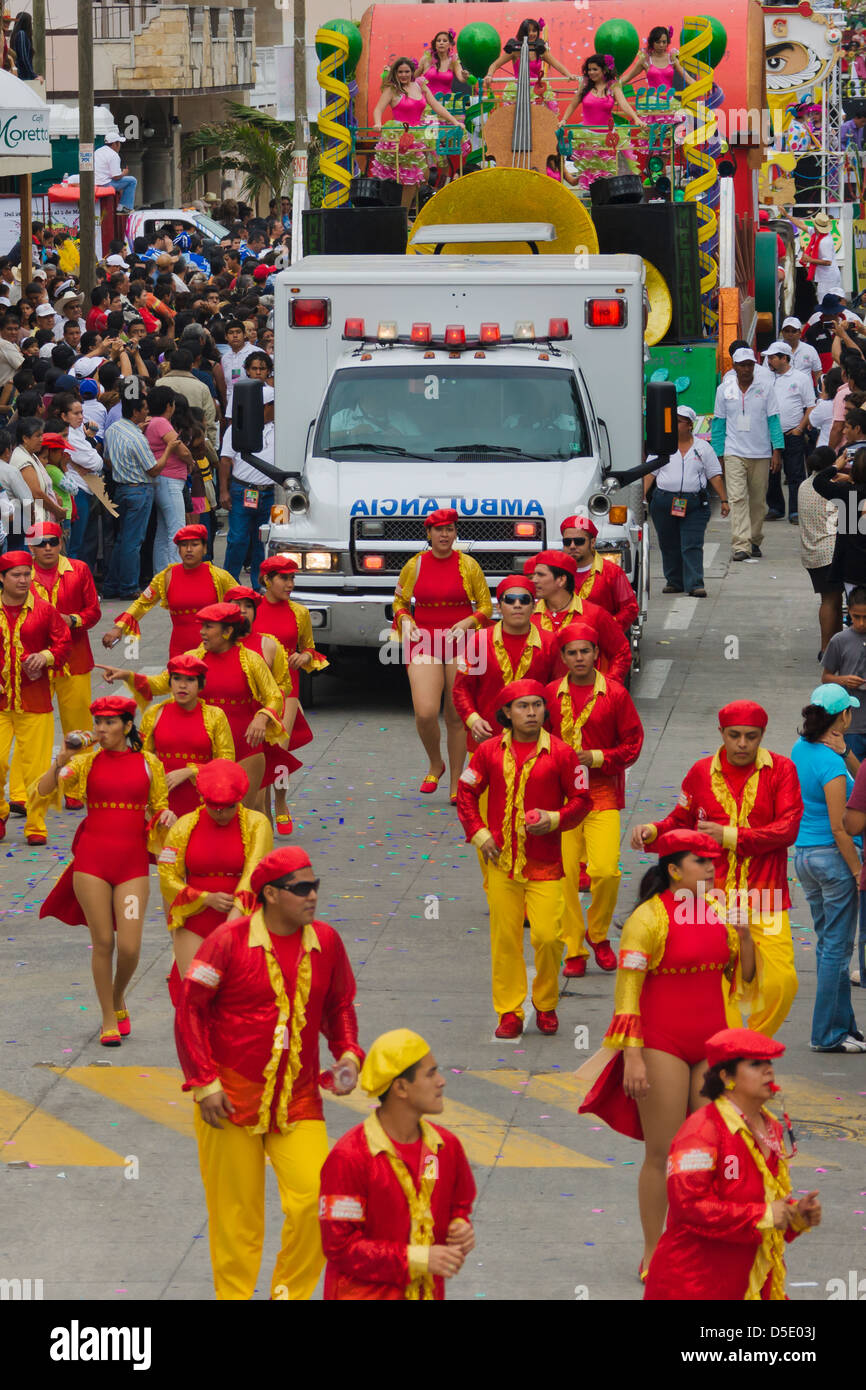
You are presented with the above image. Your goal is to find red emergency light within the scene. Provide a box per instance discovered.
[444,325,466,347]
[586,299,626,328]
[480,322,500,344]
[514,521,537,538]
[344,317,365,338]
[362,555,385,571]
[548,318,570,339]
[292,298,330,327]
[411,322,432,343]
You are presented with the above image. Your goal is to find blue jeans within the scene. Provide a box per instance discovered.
[794,844,860,1048]
[224,478,274,590]
[153,475,187,573]
[68,488,90,560]
[110,174,137,211]
[845,730,866,760]
[104,484,154,596]
[649,489,711,592]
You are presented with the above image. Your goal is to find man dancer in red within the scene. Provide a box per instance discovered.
[530,549,631,681]
[175,845,364,1300]
[319,1029,476,1300]
[559,513,639,631]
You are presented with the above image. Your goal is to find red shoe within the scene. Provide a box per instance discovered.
[494,1011,523,1039]
[26,833,47,846]
[579,866,591,892]
[419,765,445,795]
[563,955,587,978]
[64,797,84,810]
[0,819,5,842]
[275,813,293,837]
[115,1009,131,1037]
[590,940,618,972]
[100,1027,122,1047]
[535,1007,559,1035]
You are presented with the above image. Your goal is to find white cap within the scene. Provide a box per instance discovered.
[35,302,54,317]
[105,253,128,268]
[781,316,802,331]
[0,296,10,307]
[262,385,275,404]
[732,347,757,363]
[676,405,696,421]
[104,129,125,144]
[763,339,793,357]
[72,356,105,376]
[32,267,47,280]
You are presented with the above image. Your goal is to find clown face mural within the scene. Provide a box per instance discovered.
[764,6,843,107]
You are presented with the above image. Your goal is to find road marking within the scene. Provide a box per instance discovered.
[53,1066,607,1169]
[630,659,671,700]
[663,598,697,630]
[0,1087,126,1167]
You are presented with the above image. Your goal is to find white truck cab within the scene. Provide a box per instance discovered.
[253,243,669,672]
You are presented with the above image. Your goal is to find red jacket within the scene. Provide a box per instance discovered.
[576,555,639,631]
[532,596,631,682]
[457,729,590,879]
[648,748,802,908]
[645,1101,806,1301]
[451,622,559,752]
[545,673,644,810]
[174,911,364,1132]
[30,556,100,677]
[0,592,71,713]
[319,1114,476,1300]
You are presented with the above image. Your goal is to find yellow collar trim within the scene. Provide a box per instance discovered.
[247,909,321,954]
[363,1110,444,1158]
[710,747,773,776]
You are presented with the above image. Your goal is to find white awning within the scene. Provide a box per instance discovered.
[48,104,117,139]
[0,69,51,173]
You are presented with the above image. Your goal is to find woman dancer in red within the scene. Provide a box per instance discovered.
[393,508,492,800]
[35,695,175,1045]
[137,653,234,818]
[578,829,756,1279]
[100,602,285,807]
[158,759,272,990]
[645,1029,821,1300]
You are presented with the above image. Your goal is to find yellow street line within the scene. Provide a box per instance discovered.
[0,1088,126,1167]
[51,1066,195,1137]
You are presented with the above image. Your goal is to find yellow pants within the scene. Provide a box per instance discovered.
[0,710,53,836]
[485,861,564,1018]
[194,1109,329,1300]
[11,673,92,803]
[743,910,798,1036]
[560,809,621,959]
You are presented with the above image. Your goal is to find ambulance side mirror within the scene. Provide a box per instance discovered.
[232,379,264,453]
[645,381,678,457]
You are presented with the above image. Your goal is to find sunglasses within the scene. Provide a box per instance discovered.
[34,538,61,547]
[561,536,589,546]
[274,878,320,897]
[500,593,533,605]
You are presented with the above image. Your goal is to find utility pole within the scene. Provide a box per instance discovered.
[290,0,309,263]
[32,0,45,79]
[77,0,95,295]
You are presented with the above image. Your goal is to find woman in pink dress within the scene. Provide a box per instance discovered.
[417,29,467,98]
[621,26,687,90]
[485,18,575,113]
[557,54,645,191]
[370,57,465,207]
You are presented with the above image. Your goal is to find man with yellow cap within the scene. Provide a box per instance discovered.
[630,701,803,1035]
[318,1029,475,1300]
[174,845,364,1300]
[559,514,639,631]
[457,678,590,1038]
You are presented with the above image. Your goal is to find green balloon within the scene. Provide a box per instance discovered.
[457,22,502,82]
[316,18,363,76]
[593,18,639,76]
[679,16,727,69]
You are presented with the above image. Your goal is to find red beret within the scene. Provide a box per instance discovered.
[498,678,548,708]
[25,521,64,544]
[705,1027,785,1069]
[253,263,272,281]
[523,556,538,576]
[533,548,578,577]
[496,574,536,602]
[40,432,74,454]
[224,585,262,606]
[557,621,599,650]
[196,602,245,625]
[250,847,313,895]
[196,758,249,806]
[0,550,33,572]
[424,508,458,529]
[167,653,209,678]
[652,829,725,859]
[560,513,598,538]
[718,700,768,731]
[90,695,137,719]
[174,524,208,544]
[259,554,300,577]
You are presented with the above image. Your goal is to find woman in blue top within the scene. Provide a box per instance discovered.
[792,683,864,1052]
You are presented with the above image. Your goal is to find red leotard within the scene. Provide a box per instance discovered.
[638,890,732,1065]
[201,646,259,760]
[150,701,214,817]
[408,551,473,662]
[251,599,301,695]
[166,564,226,658]
[72,749,152,883]
[242,631,310,789]
[182,812,246,939]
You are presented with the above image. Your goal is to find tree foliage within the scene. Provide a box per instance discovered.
[183,102,322,206]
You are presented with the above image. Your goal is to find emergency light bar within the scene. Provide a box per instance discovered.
[341,319,572,348]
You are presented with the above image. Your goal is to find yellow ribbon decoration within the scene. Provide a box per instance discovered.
[316,27,352,208]
[500,730,546,878]
[716,1096,792,1301]
[252,916,315,1136]
[556,672,606,749]
[708,750,768,899]
[492,621,538,685]
[576,555,604,605]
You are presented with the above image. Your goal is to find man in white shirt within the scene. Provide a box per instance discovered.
[721,337,774,388]
[93,130,137,212]
[779,317,822,382]
[0,317,23,396]
[220,320,256,426]
[711,348,784,562]
[763,340,815,523]
[801,213,844,299]
[53,291,85,341]
[218,384,277,589]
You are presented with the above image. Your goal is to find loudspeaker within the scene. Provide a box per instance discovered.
[350,176,402,208]
[591,202,702,343]
[302,206,407,256]
[589,174,644,207]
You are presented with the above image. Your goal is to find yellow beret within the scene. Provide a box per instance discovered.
[360,1029,431,1098]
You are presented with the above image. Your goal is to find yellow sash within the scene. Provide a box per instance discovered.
[556,671,606,749]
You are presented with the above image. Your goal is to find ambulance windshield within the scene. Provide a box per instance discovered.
[315,364,589,462]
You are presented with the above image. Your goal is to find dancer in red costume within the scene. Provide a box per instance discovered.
[319,1029,476,1300]
[645,1029,821,1301]
[99,601,285,806]
[175,846,364,1301]
[158,758,272,988]
[393,508,492,799]
[546,622,643,977]
[558,514,639,631]
[530,549,631,681]
[578,830,755,1279]
[101,523,235,659]
[138,653,234,818]
[35,695,175,1045]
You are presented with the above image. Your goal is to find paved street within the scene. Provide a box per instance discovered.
[2,510,866,1303]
